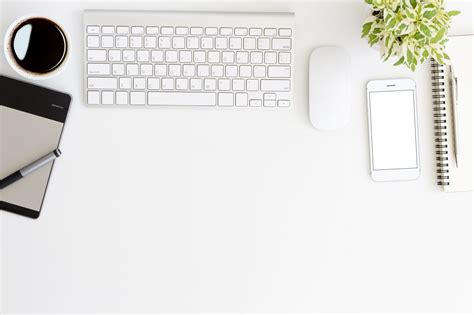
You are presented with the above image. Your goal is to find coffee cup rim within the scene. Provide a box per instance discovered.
[3,14,70,80]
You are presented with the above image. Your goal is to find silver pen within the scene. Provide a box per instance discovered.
[448,65,460,167]
[0,149,61,189]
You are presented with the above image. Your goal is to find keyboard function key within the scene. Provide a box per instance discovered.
[146,26,159,34]
[249,28,262,36]
[116,26,129,34]
[264,28,277,36]
[234,28,248,36]
[175,27,189,35]
[190,27,203,35]
[102,26,115,34]
[161,27,174,35]
[87,25,100,34]
[131,26,144,34]
[205,27,218,35]
[279,28,292,36]
[220,28,233,36]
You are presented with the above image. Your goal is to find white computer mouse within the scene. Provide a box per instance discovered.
[309,46,352,131]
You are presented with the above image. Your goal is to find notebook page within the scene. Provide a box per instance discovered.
[443,35,473,192]
[0,105,63,211]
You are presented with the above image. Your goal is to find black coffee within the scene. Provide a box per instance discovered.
[10,18,67,74]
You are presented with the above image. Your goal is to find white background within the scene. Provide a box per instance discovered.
[369,90,418,170]
[0,0,473,313]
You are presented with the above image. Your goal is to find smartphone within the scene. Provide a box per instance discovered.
[367,79,420,182]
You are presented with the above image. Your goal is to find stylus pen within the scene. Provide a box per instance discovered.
[449,65,460,167]
[0,149,61,190]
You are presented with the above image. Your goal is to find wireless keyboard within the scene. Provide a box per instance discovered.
[84,10,294,107]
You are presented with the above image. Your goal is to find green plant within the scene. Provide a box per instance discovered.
[361,0,460,71]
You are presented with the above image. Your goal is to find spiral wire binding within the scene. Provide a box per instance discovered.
[431,58,450,186]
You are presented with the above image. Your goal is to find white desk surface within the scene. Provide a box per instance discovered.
[0,0,473,313]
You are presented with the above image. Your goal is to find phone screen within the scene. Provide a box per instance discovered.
[369,90,418,171]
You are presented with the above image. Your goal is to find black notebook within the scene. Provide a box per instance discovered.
[0,76,71,218]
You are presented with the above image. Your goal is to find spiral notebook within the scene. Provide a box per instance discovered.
[431,35,473,192]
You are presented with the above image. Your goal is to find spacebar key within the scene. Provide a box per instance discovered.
[148,92,216,106]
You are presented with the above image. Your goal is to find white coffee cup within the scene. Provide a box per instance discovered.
[3,15,70,80]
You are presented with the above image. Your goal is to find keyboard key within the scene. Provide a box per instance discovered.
[222,52,234,63]
[215,37,228,50]
[205,27,218,35]
[220,27,233,36]
[218,79,231,91]
[239,65,252,77]
[187,37,199,49]
[243,38,256,50]
[140,64,153,76]
[225,65,238,77]
[278,100,290,107]
[236,93,248,107]
[264,28,277,36]
[137,50,150,62]
[201,37,213,49]
[257,38,270,50]
[117,26,129,34]
[154,65,167,76]
[211,65,224,77]
[162,78,174,90]
[180,51,192,63]
[161,27,174,35]
[183,65,195,76]
[87,25,100,34]
[130,36,142,48]
[264,100,276,107]
[112,64,125,75]
[102,26,115,34]
[115,36,128,48]
[250,52,263,64]
[176,27,188,35]
[250,99,262,107]
[169,65,181,76]
[265,52,277,64]
[208,51,220,63]
[146,26,159,34]
[246,79,259,91]
[173,37,185,49]
[130,91,146,105]
[147,78,160,90]
[232,79,245,91]
[149,92,215,106]
[88,77,117,89]
[253,65,266,78]
[123,50,135,61]
[88,91,100,104]
[204,79,216,91]
[159,37,171,48]
[126,64,139,76]
[120,78,132,89]
[87,50,107,61]
[279,52,291,64]
[108,50,121,61]
[133,78,146,90]
[166,51,178,62]
[88,63,110,75]
[190,27,203,35]
[249,28,262,36]
[102,91,114,104]
[261,80,290,92]
[101,36,114,48]
[236,51,249,64]
[116,91,128,104]
[87,35,100,47]
[279,28,292,36]
[272,38,291,50]
[218,93,234,106]
[229,38,242,50]
[194,51,206,63]
[197,65,210,77]
[144,36,157,48]
[151,50,164,62]
[268,66,291,78]
[176,78,188,90]
[235,28,248,36]
[190,78,202,90]
[131,26,144,34]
